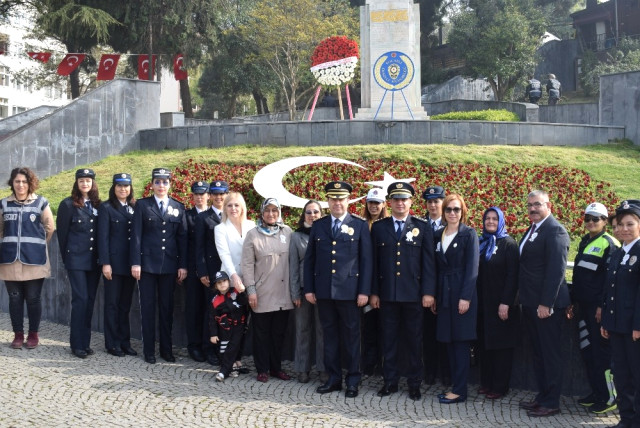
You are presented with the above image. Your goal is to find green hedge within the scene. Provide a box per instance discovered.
[430,109,520,121]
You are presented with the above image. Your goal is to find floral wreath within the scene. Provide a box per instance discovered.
[310,36,359,87]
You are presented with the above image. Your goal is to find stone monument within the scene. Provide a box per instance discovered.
[356,0,428,120]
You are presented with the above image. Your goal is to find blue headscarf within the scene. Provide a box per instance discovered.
[478,206,509,261]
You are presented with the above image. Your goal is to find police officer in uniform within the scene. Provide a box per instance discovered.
[304,181,372,398]
[57,168,102,359]
[98,173,137,357]
[370,182,436,400]
[184,181,210,362]
[195,180,229,365]
[601,200,640,427]
[131,168,188,364]
[525,76,542,104]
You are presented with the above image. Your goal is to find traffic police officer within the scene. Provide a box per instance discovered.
[184,181,210,362]
[370,182,436,400]
[131,168,188,364]
[98,173,137,357]
[57,168,101,359]
[195,180,229,365]
[601,200,640,427]
[304,181,372,398]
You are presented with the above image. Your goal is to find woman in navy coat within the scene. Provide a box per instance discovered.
[98,173,137,357]
[56,168,101,359]
[434,194,479,403]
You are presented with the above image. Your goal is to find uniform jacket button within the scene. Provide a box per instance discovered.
[332,269,336,274]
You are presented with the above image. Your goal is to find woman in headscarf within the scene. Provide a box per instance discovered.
[241,198,294,383]
[476,206,520,399]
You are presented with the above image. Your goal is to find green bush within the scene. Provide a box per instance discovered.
[430,109,520,121]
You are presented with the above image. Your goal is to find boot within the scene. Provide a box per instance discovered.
[11,331,24,349]
[25,331,39,349]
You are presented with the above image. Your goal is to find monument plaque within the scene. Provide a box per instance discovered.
[356,0,428,120]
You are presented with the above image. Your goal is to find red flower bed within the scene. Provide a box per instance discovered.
[143,159,619,240]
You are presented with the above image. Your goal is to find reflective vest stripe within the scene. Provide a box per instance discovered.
[576,260,598,271]
[0,236,47,245]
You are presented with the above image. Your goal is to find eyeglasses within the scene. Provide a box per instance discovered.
[584,215,602,223]
[445,207,461,214]
[305,210,320,215]
[153,179,170,186]
[526,201,545,209]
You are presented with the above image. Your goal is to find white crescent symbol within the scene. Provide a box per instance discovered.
[103,58,114,68]
[253,156,366,209]
[67,55,79,65]
[177,57,183,66]
[142,59,149,70]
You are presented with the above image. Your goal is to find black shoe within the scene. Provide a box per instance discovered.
[85,348,95,356]
[121,345,138,356]
[72,348,87,359]
[144,355,156,364]
[345,385,358,398]
[188,348,206,362]
[107,348,125,357]
[377,383,399,397]
[160,352,176,363]
[409,387,422,400]
[317,382,342,394]
[207,354,219,366]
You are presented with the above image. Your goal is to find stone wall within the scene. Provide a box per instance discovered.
[421,76,495,103]
[536,39,579,92]
[600,70,640,144]
[539,103,599,125]
[0,106,58,140]
[0,79,160,181]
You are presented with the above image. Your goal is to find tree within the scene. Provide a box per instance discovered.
[448,0,545,100]
[242,0,358,120]
[581,37,640,96]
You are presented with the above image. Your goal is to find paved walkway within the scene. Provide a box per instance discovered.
[0,312,620,427]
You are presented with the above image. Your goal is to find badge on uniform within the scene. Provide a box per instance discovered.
[405,231,414,242]
[436,242,441,252]
[529,232,538,242]
[29,214,36,222]
[493,246,498,255]
[167,206,179,217]
[127,206,134,215]
[93,208,98,216]
[630,255,637,266]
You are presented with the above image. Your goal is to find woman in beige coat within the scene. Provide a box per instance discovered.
[0,167,54,349]
[242,197,293,382]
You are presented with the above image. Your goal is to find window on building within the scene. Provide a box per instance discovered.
[0,67,10,86]
[0,33,8,54]
[12,106,26,115]
[0,98,8,118]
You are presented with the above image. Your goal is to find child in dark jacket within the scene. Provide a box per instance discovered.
[209,271,248,381]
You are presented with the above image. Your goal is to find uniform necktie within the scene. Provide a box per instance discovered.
[332,219,341,237]
[396,220,404,240]
[431,220,437,231]
[528,224,537,241]
[85,201,91,211]
[159,201,165,216]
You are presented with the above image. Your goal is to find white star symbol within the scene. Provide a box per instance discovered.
[365,171,415,189]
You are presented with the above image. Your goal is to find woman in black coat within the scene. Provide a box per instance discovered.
[434,194,479,404]
[98,173,137,357]
[56,168,101,359]
[476,206,520,399]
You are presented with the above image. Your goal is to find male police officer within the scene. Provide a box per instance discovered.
[370,182,436,400]
[131,168,188,364]
[304,181,372,398]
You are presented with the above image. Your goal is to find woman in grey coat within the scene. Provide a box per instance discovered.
[289,200,326,383]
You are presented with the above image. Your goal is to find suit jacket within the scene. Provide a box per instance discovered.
[518,214,570,309]
[130,196,188,275]
[303,213,372,300]
[97,201,134,276]
[434,223,479,342]
[195,208,222,279]
[371,215,436,302]
[601,242,640,334]
[185,207,201,273]
[56,197,99,271]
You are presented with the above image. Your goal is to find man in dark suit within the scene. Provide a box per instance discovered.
[130,168,188,364]
[304,181,372,398]
[518,189,570,417]
[195,180,229,365]
[370,182,436,400]
[184,181,210,362]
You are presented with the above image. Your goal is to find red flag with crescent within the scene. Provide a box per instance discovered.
[97,54,120,80]
[173,54,188,80]
[27,52,52,63]
[137,54,157,80]
[56,53,86,75]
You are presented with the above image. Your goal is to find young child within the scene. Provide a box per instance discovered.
[209,271,248,382]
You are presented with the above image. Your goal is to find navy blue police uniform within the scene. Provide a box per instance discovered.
[98,173,137,357]
[304,181,372,396]
[130,168,188,362]
[56,168,101,357]
[371,182,436,400]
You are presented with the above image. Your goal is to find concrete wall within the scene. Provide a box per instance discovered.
[0,79,160,181]
[536,39,579,92]
[139,119,624,149]
[600,71,640,144]
[0,106,58,140]
[539,103,599,125]
[421,76,495,103]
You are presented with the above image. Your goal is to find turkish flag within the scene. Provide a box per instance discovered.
[137,54,157,80]
[173,54,188,80]
[97,54,120,80]
[27,52,52,63]
[56,53,86,76]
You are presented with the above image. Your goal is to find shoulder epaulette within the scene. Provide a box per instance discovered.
[350,213,366,221]
[412,216,430,224]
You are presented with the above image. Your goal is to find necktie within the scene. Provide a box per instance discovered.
[396,220,404,240]
[528,224,537,241]
[159,201,165,216]
[332,219,340,237]
[431,220,437,231]
[85,201,91,211]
